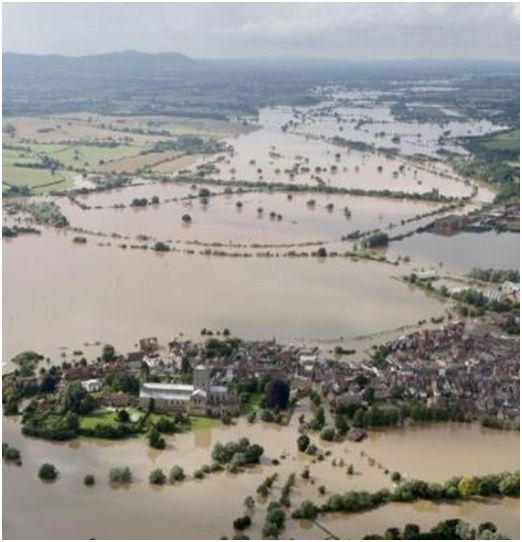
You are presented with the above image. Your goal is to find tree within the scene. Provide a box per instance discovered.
[149,428,166,450]
[117,409,130,423]
[233,516,251,531]
[391,471,401,484]
[291,500,319,520]
[38,463,58,481]
[149,468,167,485]
[384,527,400,540]
[244,444,264,464]
[317,246,328,257]
[403,523,420,539]
[169,465,185,483]
[458,476,478,498]
[84,474,95,486]
[297,434,310,452]
[106,373,140,396]
[109,466,132,484]
[101,344,116,363]
[320,426,336,441]
[310,407,326,430]
[153,241,170,252]
[4,447,21,463]
[334,413,349,434]
[59,382,96,415]
[265,379,290,410]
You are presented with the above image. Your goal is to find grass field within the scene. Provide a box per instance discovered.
[2,164,74,193]
[30,143,143,170]
[79,409,120,430]
[476,129,520,153]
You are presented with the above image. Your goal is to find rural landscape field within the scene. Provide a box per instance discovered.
[2,3,520,541]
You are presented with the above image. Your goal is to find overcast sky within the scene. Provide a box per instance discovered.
[2,2,520,61]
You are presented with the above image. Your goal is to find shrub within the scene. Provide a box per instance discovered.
[109,466,132,484]
[297,434,310,452]
[320,426,336,441]
[169,465,185,483]
[38,463,58,481]
[4,446,21,463]
[149,468,167,485]
[148,428,166,449]
[193,469,204,479]
[233,516,252,531]
[84,474,95,486]
[291,499,320,520]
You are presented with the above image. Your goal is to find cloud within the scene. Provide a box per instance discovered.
[2,2,519,60]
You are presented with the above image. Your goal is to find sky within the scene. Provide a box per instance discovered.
[2,2,520,61]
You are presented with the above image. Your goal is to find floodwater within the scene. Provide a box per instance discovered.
[388,231,520,273]
[290,89,506,157]
[2,230,446,364]
[59,186,443,245]
[3,410,519,540]
[194,108,473,199]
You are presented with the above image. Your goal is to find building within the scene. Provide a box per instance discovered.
[431,214,467,235]
[80,378,102,392]
[139,380,239,417]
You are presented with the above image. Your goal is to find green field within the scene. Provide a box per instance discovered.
[2,164,74,193]
[29,143,142,169]
[81,409,219,434]
[475,129,520,154]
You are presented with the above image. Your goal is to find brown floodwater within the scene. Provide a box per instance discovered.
[195,108,473,198]
[2,230,446,364]
[59,186,443,245]
[388,231,520,273]
[3,409,519,540]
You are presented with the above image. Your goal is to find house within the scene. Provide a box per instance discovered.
[431,214,467,235]
[415,269,439,282]
[81,378,102,392]
[139,337,159,354]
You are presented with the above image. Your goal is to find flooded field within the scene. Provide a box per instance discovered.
[3,412,519,540]
[2,230,446,363]
[389,231,521,273]
[290,96,505,157]
[60,185,443,244]
[193,108,473,198]
[289,499,520,540]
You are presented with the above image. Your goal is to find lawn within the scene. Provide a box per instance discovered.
[79,409,120,430]
[146,412,220,432]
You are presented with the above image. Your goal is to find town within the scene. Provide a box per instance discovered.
[4,317,519,447]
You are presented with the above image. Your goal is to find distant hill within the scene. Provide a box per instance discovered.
[3,50,196,79]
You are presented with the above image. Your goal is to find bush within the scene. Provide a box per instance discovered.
[233,516,252,531]
[38,463,58,481]
[84,474,95,486]
[149,468,167,485]
[193,469,204,479]
[391,471,401,483]
[109,466,132,484]
[291,499,320,520]
[320,426,336,441]
[169,465,185,483]
[297,434,310,452]
[149,428,166,449]
[4,446,21,463]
